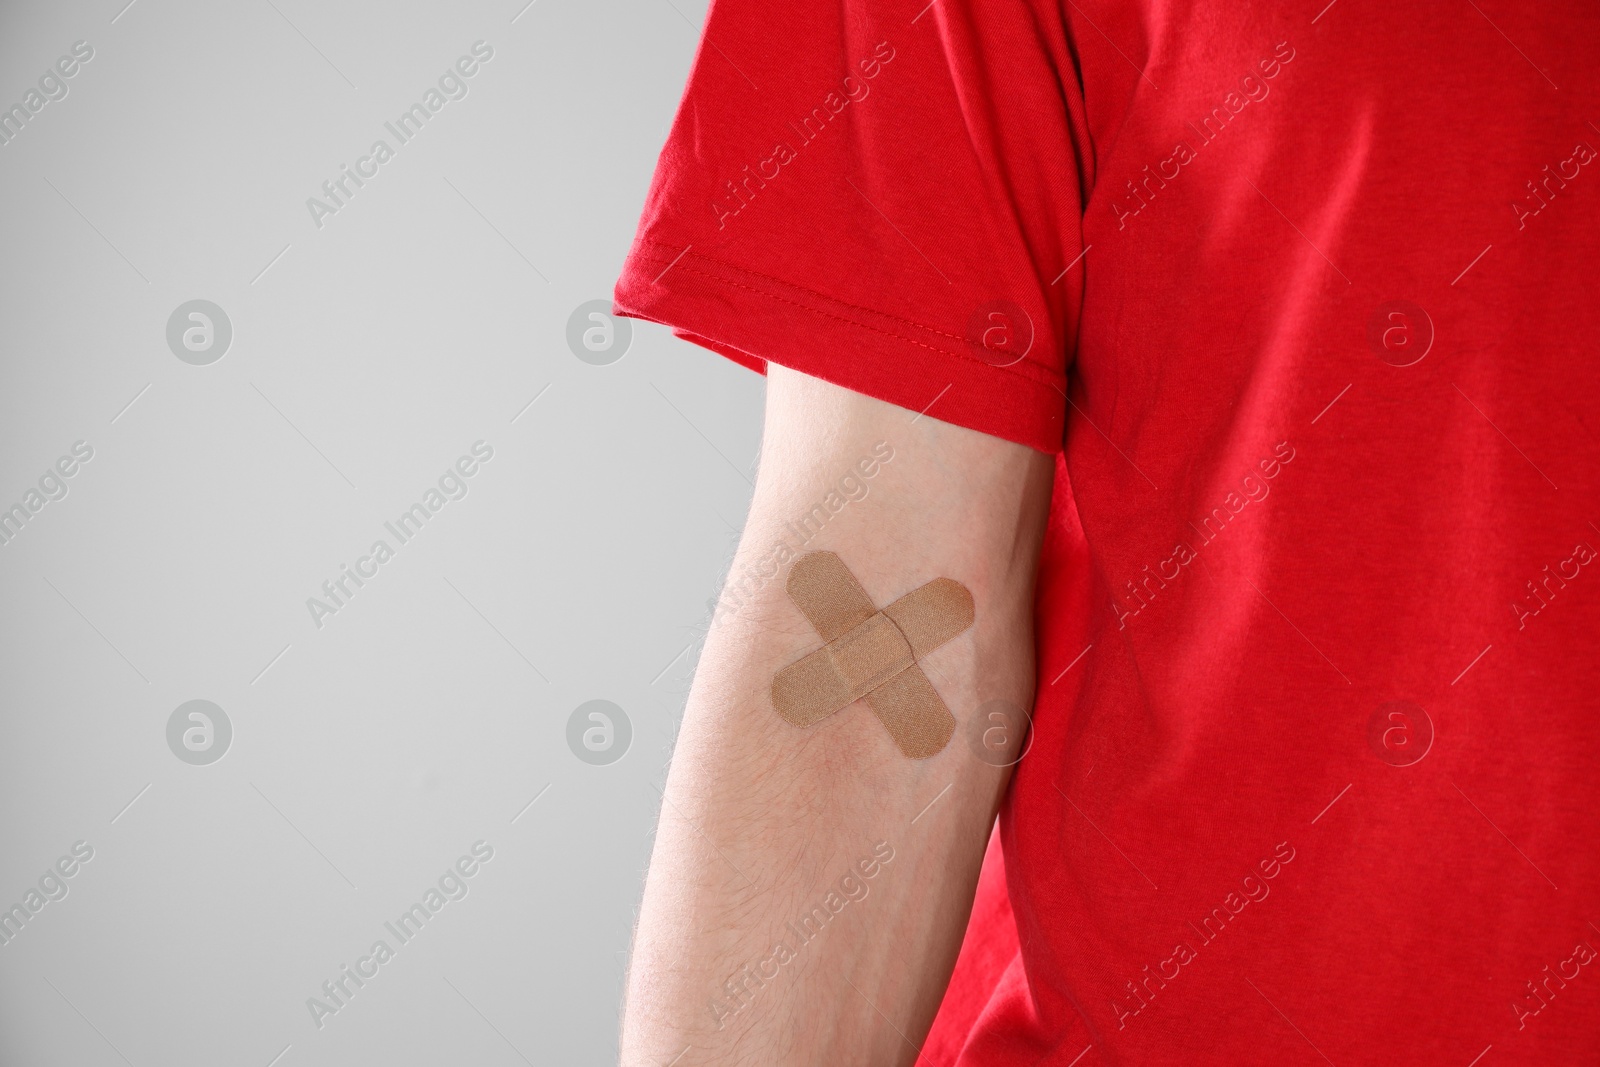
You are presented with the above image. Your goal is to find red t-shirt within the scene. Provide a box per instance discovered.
[613,1,1600,1063]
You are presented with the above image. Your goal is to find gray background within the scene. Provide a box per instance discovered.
[0,1,752,1063]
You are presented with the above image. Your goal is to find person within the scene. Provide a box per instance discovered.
[610,1,1600,1063]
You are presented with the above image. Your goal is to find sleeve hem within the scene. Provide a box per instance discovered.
[613,240,1067,455]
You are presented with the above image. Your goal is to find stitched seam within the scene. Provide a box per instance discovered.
[633,241,1066,389]
[641,237,978,344]
[638,254,1063,393]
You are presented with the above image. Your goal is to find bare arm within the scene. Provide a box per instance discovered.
[621,364,1054,1066]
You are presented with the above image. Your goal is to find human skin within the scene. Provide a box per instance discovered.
[619,364,1054,1065]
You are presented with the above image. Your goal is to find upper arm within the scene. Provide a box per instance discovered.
[651,364,1053,1060]
[704,363,1054,772]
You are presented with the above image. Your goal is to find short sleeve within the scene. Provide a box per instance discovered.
[613,0,1090,454]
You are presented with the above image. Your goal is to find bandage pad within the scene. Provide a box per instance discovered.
[772,551,973,759]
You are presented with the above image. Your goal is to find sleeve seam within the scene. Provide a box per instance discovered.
[630,239,1068,392]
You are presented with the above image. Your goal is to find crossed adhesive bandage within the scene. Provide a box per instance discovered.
[771,551,973,759]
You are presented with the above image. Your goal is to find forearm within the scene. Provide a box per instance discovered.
[620,367,1053,1065]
